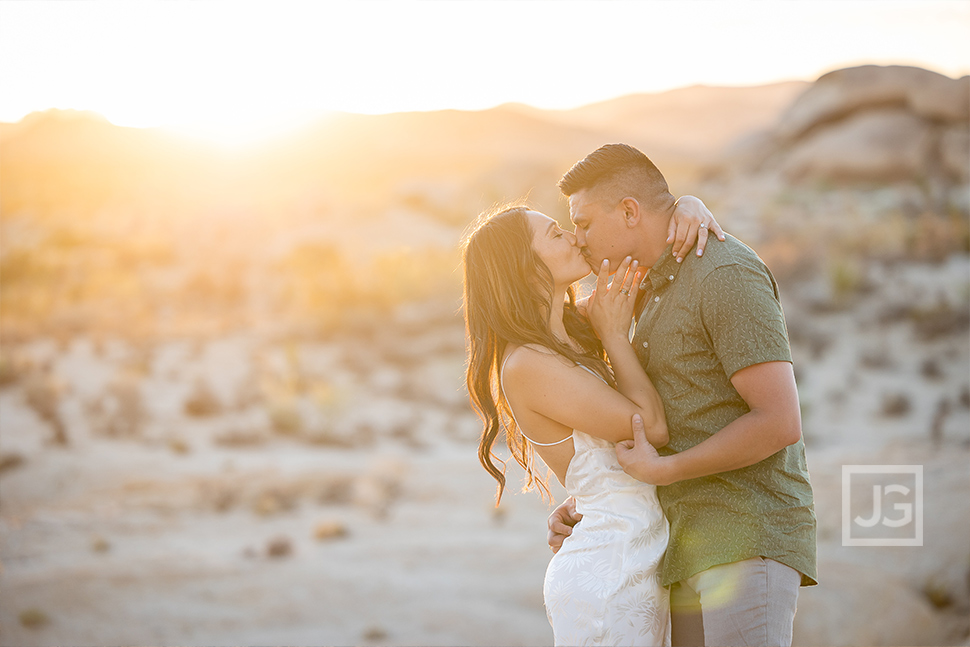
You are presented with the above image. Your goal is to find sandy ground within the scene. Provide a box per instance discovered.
[1,258,969,647]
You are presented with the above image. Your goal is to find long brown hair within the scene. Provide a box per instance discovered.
[461,205,612,504]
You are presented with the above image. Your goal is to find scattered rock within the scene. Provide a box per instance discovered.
[184,378,223,417]
[353,457,408,519]
[19,608,50,629]
[859,349,893,370]
[923,574,955,610]
[880,392,912,417]
[910,304,970,341]
[0,352,28,388]
[210,488,236,513]
[168,437,191,455]
[362,626,388,641]
[213,427,269,447]
[315,475,356,505]
[313,519,348,541]
[930,398,951,447]
[266,536,292,558]
[251,489,296,517]
[100,372,146,439]
[920,357,944,380]
[24,372,67,445]
[794,560,953,646]
[267,399,303,435]
[0,452,26,475]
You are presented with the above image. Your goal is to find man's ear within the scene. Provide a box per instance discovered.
[620,197,641,228]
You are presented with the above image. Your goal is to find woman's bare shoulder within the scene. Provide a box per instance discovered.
[503,344,580,381]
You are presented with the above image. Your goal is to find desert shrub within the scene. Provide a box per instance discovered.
[23,373,67,444]
[184,378,222,417]
[880,392,912,417]
[909,303,970,341]
[267,397,302,435]
[265,535,292,558]
[920,357,944,380]
[0,452,25,474]
[859,348,893,370]
[0,351,29,388]
[213,427,269,447]
[18,608,50,629]
[100,372,146,438]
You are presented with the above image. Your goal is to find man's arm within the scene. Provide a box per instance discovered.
[616,361,801,485]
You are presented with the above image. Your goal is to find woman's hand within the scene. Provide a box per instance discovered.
[587,256,643,345]
[668,195,726,263]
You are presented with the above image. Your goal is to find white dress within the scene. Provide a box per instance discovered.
[543,429,670,646]
[502,356,670,646]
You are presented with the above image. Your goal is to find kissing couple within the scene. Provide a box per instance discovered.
[461,144,817,646]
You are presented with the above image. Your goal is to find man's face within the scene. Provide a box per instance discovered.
[568,188,632,273]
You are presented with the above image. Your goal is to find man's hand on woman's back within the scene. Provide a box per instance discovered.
[547,496,583,553]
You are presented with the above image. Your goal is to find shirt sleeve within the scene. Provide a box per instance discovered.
[699,261,793,379]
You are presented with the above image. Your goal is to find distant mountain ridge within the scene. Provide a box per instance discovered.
[2,68,963,223]
[501,80,809,157]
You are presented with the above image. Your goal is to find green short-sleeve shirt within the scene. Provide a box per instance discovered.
[632,234,817,587]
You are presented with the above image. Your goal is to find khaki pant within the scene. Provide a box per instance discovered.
[670,557,800,647]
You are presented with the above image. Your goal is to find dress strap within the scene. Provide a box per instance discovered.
[499,348,573,447]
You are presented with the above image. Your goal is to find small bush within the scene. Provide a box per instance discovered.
[880,393,912,417]
[184,379,222,417]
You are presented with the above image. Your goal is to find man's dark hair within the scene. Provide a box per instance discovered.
[558,143,674,214]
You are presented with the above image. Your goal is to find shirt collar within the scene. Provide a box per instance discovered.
[639,245,682,292]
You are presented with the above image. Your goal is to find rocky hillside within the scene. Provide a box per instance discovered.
[721,65,969,187]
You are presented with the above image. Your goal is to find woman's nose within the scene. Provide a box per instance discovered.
[567,231,579,246]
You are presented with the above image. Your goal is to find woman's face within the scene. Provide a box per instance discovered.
[526,210,590,287]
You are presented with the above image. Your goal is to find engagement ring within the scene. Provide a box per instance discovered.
[620,288,629,295]
[700,223,707,228]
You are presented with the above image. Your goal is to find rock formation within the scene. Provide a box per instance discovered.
[722,65,970,186]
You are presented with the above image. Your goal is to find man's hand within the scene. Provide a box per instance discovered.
[668,195,726,263]
[547,497,583,553]
[616,414,673,486]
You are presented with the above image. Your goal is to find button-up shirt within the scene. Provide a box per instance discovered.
[632,234,817,588]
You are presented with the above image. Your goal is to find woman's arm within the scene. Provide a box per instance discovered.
[668,195,726,262]
[586,256,667,446]
[502,258,667,448]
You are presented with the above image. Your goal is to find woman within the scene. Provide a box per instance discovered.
[461,203,716,646]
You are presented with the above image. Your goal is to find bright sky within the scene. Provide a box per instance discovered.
[1,1,968,145]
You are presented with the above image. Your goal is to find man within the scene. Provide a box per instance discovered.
[548,143,817,647]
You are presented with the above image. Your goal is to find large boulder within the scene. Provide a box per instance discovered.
[781,109,934,183]
[793,560,953,646]
[777,66,969,141]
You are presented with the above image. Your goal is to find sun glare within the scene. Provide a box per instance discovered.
[159,111,323,150]
[0,1,967,133]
